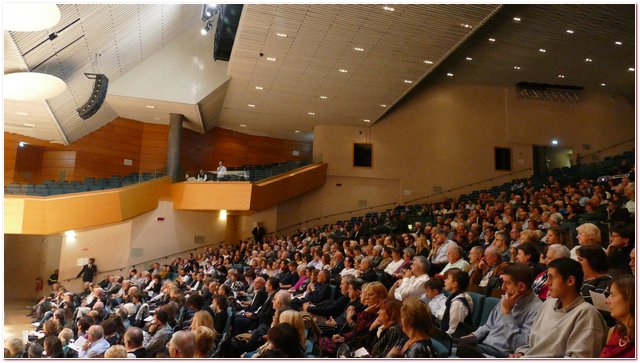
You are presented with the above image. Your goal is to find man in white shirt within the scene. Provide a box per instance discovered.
[441,245,471,275]
[429,229,459,275]
[391,256,430,301]
[384,248,404,276]
[79,325,110,358]
[216,160,227,181]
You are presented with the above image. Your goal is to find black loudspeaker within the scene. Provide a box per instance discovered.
[77,73,109,119]
[213,4,243,61]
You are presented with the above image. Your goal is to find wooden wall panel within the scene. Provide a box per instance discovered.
[140,123,168,172]
[40,151,76,182]
[13,144,44,183]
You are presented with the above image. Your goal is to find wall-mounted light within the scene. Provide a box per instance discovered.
[219,209,227,221]
[65,230,76,242]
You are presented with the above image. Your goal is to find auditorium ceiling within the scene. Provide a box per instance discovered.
[3,4,635,145]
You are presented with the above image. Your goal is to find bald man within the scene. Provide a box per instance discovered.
[78,325,110,358]
[168,331,195,358]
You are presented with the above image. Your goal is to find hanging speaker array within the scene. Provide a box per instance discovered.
[77,73,109,119]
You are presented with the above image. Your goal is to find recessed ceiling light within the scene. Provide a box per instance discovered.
[461,23,472,29]
[294,130,301,133]
[513,17,521,22]
[382,6,395,12]
[23,123,35,127]
[513,66,521,70]
[446,73,454,77]
[566,29,574,34]
[240,124,247,127]
[380,104,387,108]
[275,32,287,38]
[320,96,328,99]
[255,86,264,90]
[488,38,496,42]
[628,67,635,72]
[145,105,155,109]
[353,47,364,52]
[551,139,558,145]
[403,80,413,84]
[153,117,160,120]
[308,112,315,115]
[338,69,348,73]
[558,74,565,78]
[539,48,546,53]
[615,41,622,45]
[248,104,255,107]
[600,83,606,86]
[465,57,473,61]
[424,60,434,64]
[585,58,593,62]
[266,57,276,61]
[16,111,28,116]
[363,119,371,123]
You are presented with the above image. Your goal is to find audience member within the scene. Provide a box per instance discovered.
[600,274,635,358]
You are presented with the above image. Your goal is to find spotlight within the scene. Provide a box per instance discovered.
[201,21,213,35]
[77,73,108,120]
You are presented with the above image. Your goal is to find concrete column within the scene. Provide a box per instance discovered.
[166,113,184,182]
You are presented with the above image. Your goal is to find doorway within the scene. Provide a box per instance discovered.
[532,145,573,175]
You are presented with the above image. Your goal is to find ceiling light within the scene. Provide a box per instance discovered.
[461,23,472,29]
[266,57,277,62]
[320,96,328,99]
[3,3,61,32]
[558,74,565,78]
[585,58,593,62]
[615,41,622,45]
[513,17,521,22]
[382,6,395,12]
[539,48,546,53]
[446,73,454,77]
[600,83,606,86]
[145,105,155,109]
[294,130,301,133]
[23,123,35,128]
[566,29,574,34]
[488,38,496,42]
[513,66,521,70]
[16,111,28,116]
[465,57,473,61]
[380,104,387,108]
[363,119,371,123]
[339,69,348,73]
[255,86,264,90]
[240,124,247,127]
[247,104,255,107]
[153,117,160,121]
[403,80,413,84]
[551,139,558,145]
[19,141,27,147]
[308,112,315,115]
[201,21,213,35]
[3,72,66,101]
[424,60,434,64]
[628,67,635,72]
[353,47,364,52]
[275,32,288,38]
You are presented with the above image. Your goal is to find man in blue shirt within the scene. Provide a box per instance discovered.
[456,263,543,358]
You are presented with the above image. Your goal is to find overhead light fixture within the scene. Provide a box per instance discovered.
[308,112,315,115]
[403,80,413,84]
[18,141,27,147]
[363,119,371,123]
[248,104,255,107]
[446,73,454,77]
[294,130,301,133]
[3,72,66,101]
[628,67,635,72]
[380,104,387,108]
[201,21,213,35]
[153,117,160,121]
[465,57,473,61]
[513,66,521,70]
[353,47,364,52]
[539,48,546,53]
[16,111,29,116]
[240,124,247,127]
[266,57,277,62]
[566,29,574,34]
[488,38,496,42]
[145,105,155,109]
[219,209,227,221]
[513,17,521,22]
[558,74,565,78]
[424,60,434,64]
[77,73,109,120]
[339,69,348,73]
[615,41,622,45]
[551,139,559,145]
[461,23,472,29]
[255,86,264,90]
[3,3,61,32]
[64,230,76,242]
[275,32,288,38]
[23,123,35,128]
[382,6,395,12]
[585,58,593,62]
[320,96,328,99]
[600,83,606,86]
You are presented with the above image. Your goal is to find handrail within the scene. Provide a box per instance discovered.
[61,241,225,283]
[577,138,634,163]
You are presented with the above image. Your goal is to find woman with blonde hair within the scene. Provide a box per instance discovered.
[193,326,216,358]
[388,297,434,358]
[190,310,214,331]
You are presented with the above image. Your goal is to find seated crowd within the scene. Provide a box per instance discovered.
[9,173,635,358]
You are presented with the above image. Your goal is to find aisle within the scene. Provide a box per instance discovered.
[4,299,38,342]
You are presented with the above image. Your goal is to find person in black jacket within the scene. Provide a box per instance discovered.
[303,274,354,319]
[77,258,98,283]
[124,327,147,358]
